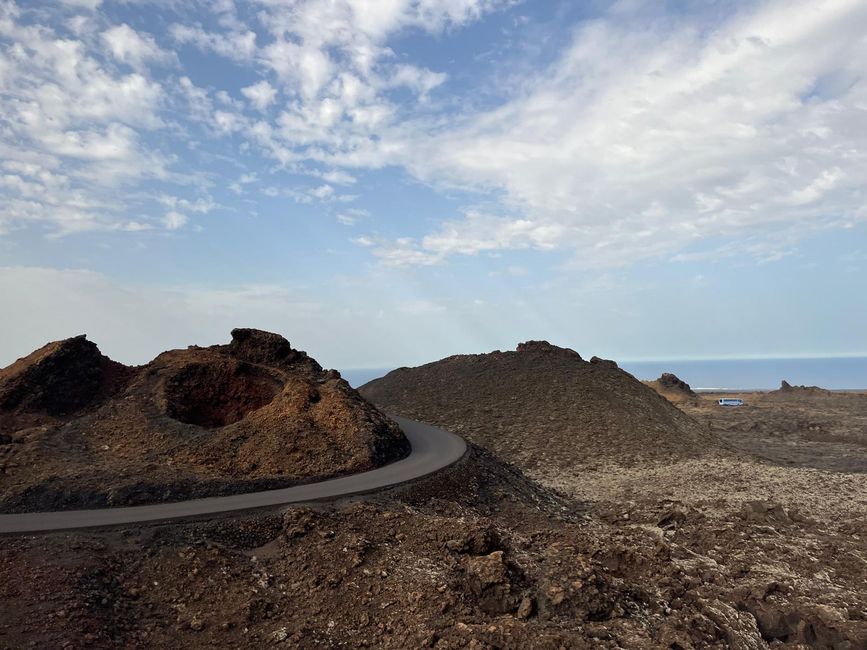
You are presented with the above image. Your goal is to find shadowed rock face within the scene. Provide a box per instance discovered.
[657,373,695,395]
[775,379,831,397]
[360,341,715,471]
[0,329,409,513]
[516,340,581,359]
[228,328,309,368]
[0,335,130,416]
[645,372,699,404]
[162,360,284,428]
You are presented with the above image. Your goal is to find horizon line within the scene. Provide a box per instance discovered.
[338,352,867,371]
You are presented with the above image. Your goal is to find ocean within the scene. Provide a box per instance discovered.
[340,356,867,391]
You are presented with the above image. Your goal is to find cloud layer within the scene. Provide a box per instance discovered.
[376,0,867,267]
[1,0,865,269]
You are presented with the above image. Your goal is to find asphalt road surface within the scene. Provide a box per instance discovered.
[0,416,466,535]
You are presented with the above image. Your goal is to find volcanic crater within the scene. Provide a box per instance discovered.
[0,329,409,513]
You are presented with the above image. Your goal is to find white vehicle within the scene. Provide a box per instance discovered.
[717,398,744,406]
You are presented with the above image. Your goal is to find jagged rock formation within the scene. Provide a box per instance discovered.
[773,379,831,398]
[0,335,131,419]
[360,341,715,472]
[657,372,696,396]
[646,372,698,403]
[0,329,408,512]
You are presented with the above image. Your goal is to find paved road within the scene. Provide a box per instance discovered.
[0,416,466,535]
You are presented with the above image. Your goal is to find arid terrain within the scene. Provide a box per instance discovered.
[677,382,867,474]
[0,329,408,513]
[361,341,716,472]
[0,340,865,648]
[361,344,867,648]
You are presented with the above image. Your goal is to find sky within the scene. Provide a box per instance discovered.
[1,0,866,371]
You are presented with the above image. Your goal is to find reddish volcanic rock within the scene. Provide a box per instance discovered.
[0,330,408,512]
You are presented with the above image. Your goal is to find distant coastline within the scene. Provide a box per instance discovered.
[341,356,867,391]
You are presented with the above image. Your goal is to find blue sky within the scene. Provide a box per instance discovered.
[1,0,865,370]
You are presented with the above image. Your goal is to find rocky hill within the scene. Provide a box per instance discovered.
[3,339,865,648]
[645,372,698,403]
[360,341,715,473]
[0,329,408,512]
[766,379,833,400]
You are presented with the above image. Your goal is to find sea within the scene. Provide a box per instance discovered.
[340,356,867,392]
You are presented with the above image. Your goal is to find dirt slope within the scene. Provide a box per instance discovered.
[0,329,408,513]
[2,444,864,649]
[360,341,715,472]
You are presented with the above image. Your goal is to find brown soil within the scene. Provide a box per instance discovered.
[357,347,867,648]
[360,341,718,472]
[677,388,867,474]
[1,443,864,649]
[0,329,408,513]
[1,343,864,648]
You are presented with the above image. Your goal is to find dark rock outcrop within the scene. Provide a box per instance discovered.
[361,341,714,470]
[772,380,831,399]
[657,372,696,396]
[0,335,129,416]
[0,330,409,513]
[516,340,581,360]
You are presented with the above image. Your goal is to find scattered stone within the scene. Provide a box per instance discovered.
[516,596,534,619]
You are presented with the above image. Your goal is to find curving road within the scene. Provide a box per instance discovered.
[0,416,466,535]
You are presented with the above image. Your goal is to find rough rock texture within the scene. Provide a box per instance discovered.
[360,341,715,471]
[772,379,832,399]
[0,335,131,421]
[646,372,699,403]
[0,330,408,512]
[1,342,865,648]
[680,389,867,473]
[2,443,864,649]
[356,345,866,650]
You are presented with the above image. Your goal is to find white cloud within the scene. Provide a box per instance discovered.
[169,23,257,63]
[157,195,216,229]
[162,210,187,230]
[7,0,862,275]
[308,184,334,200]
[213,109,243,133]
[388,64,447,97]
[0,3,176,235]
[241,79,277,110]
[229,172,258,194]
[261,39,333,100]
[336,207,368,225]
[377,0,867,267]
[351,235,375,247]
[175,0,508,174]
[320,169,357,185]
[101,24,172,71]
[158,195,216,214]
[356,236,443,266]
[59,0,102,9]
